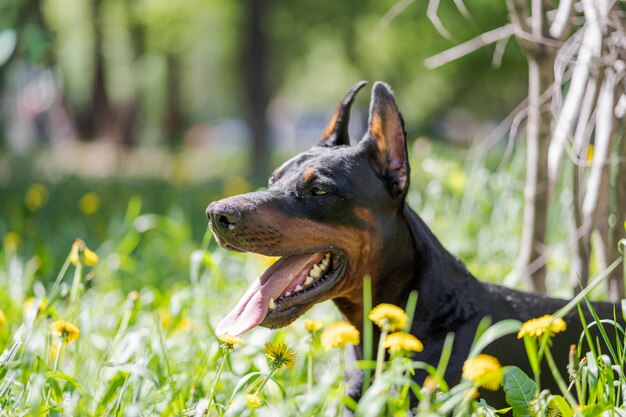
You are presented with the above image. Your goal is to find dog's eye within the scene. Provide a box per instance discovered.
[310,186,328,196]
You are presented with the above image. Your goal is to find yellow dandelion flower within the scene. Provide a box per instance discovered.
[69,239,83,265]
[25,183,48,211]
[0,309,6,329]
[83,247,99,266]
[305,319,323,333]
[219,334,244,348]
[3,231,21,252]
[422,375,438,391]
[383,332,424,354]
[254,254,278,268]
[69,239,99,266]
[51,320,81,344]
[320,321,360,350]
[245,394,262,409]
[517,315,567,339]
[264,342,297,369]
[78,192,101,215]
[462,354,503,391]
[369,303,408,331]
[23,297,46,316]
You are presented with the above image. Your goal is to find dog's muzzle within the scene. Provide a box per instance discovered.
[206,201,243,232]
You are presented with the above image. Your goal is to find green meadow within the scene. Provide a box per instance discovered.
[0,145,624,416]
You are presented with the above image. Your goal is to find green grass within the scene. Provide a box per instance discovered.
[0,143,624,415]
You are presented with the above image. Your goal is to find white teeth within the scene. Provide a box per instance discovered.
[269,298,276,310]
[295,285,303,292]
[311,266,321,278]
[285,291,292,296]
[305,276,314,286]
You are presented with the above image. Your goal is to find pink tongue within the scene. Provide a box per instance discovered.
[215,252,322,336]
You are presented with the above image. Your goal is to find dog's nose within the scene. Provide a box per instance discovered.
[206,201,242,231]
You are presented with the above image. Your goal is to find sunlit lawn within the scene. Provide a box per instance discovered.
[0,143,623,415]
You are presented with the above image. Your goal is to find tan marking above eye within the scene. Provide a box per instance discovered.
[303,167,316,182]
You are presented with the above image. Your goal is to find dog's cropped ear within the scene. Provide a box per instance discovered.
[362,82,409,199]
[319,81,367,147]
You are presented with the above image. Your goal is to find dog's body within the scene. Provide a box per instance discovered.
[206,81,620,408]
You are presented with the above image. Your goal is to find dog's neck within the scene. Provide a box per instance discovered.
[334,204,483,335]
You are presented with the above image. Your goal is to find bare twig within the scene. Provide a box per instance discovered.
[548,0,608,184]
[507,0,532,34]
[549,0,576,40]
[372,0,416,38]
[424,13,565,70]
[492,38,509,68]
[572,77,599,156]
[453,0,474,22]
[552,27,584,115]
[470,96,528,155]
[427,0,453,40]
[582,66,615,225]
[424,24,515,69]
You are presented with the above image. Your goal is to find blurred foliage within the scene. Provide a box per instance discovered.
[1,0,528,148]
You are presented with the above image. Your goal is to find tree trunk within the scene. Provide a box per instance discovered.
[508,0,557,294]
[91,30,115,140]
[609,121,626,300]
[242,0,271,184]
[72,0,115,141]
[518,52,555,293]
[165,53,183,148]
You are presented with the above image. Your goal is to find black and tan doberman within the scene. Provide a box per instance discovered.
[206,81,620,407]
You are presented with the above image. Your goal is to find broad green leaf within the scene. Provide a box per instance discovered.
[503,366,536,417]
[549,395,573,417]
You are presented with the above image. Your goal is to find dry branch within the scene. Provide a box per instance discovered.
[550,0,576,40]
[424,24,515,69]
[427,0,453,40]
[548,0,607,184]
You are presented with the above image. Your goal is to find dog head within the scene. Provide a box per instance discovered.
[206,81,410,336]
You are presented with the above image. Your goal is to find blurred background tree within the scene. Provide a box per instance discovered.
[0,0,527,162]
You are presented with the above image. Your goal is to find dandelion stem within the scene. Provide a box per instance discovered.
[307,347,314,393]
[544,347,577,408]
[253,368,276,396]
[208,351,228,411]
[375,323,389,380]
[70,262,83,305]
[53,342,64,372]
[48,255,71,304]
[362,275,373,393]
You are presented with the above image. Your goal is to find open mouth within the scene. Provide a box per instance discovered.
[215,250,346,336]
